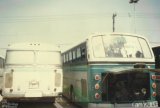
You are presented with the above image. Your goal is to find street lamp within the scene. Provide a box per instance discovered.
[129,0,139,33]
[112,13,117,32]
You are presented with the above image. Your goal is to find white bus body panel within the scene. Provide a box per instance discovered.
[3,67,62,98]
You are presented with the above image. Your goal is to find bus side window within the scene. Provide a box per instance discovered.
[66,53,69,63]
[81,47,86,60]
[72,50,76,62]
[69,51,72,63]
[77,48,81,61]
[63,55,66,63]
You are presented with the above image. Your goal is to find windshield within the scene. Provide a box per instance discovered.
[92,34,152,59]
[6,50,61,65]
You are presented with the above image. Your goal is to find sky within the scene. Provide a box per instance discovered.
[0,0,159,52]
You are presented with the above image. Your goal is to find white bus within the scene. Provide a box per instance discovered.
[2,43,63,102]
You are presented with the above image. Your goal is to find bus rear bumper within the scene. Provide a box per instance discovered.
[2,92,62,102]
[3,91,62,97]
[88,103,114,108]
[88,101,159,108]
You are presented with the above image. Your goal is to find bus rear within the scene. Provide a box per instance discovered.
[2,43,63,102]
[62,33,159,108]
[88,33,158,107]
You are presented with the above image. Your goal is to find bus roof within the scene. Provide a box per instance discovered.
[7,43,60,51]
[88,32,148,39]
[62,32,149,53]
[152,46,160,49]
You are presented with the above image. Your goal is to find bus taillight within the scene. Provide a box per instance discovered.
[151,75,160,80]
[95,75,101,80]
[151,75,156,80]
[95,83,100,90]
[152,83,157,89]
[95,93,100,99]
[152,92,157,97]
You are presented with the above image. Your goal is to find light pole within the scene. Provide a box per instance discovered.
[112,13,117,32]
[129,0,139,33]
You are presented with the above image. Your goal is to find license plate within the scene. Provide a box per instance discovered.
[29,80,39,89]
[132,101,158,107]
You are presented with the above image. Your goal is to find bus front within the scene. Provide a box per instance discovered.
[88,33,158,107]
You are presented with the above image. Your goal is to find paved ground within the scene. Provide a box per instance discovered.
[0,97,80,108]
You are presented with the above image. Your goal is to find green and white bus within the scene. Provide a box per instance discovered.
[62,33,158,108]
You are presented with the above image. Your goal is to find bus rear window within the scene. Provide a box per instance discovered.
[6,51,34,64]
[36,51,61,65]
[92,35,152,59]
[6,51,61,65]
